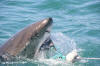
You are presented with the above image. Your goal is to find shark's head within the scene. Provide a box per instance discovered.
[0,18,53,61]
[19,18,53,59]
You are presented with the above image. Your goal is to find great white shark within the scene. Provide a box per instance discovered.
[0,17,80,63]
[0,18,54,62]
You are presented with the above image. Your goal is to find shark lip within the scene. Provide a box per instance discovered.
[0,18,53,61]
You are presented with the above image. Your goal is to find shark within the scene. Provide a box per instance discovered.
[0,18,55,62]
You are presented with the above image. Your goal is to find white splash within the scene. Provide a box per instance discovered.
[50,32,77,55]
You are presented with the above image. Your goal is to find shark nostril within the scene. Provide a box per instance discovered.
[48,17,53,22]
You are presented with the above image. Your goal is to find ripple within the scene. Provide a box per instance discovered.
[86,29,100,37]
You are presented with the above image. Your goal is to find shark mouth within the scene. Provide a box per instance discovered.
[0,18,55,62]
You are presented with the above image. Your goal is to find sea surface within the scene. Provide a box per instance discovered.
[0,0,100,66]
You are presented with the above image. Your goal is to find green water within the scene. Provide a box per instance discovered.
[0,0,100,66]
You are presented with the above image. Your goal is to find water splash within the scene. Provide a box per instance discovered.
[33,32,78,65]
[51,32,77,55]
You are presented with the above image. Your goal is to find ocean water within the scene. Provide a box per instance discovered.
[0,0,100,66]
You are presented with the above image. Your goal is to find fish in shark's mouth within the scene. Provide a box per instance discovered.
[0,18,54,62]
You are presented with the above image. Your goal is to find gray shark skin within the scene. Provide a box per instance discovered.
[0,18,53,62]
